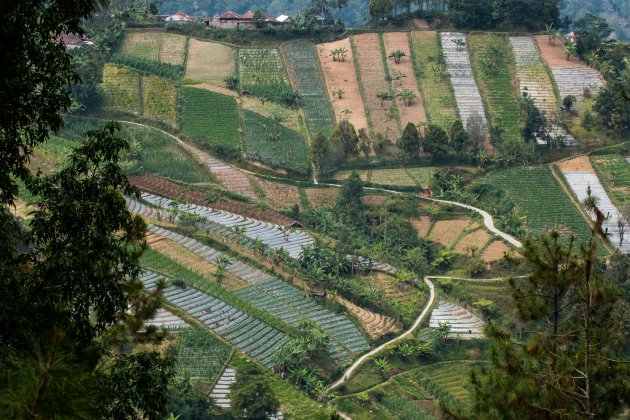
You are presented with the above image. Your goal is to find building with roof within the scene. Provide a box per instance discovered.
[165,12,195,23]
[206,11,292,30]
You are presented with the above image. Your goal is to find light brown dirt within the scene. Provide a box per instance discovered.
[188,83,237,97]
[317,38,368,132]
[411,19,430,29]
[556,155,595,173]
[185,39,235,86]
[147,232,250,291]
[454,227,491,254]
[336,296,400,338]
[367,272,417,304]
[383,32,427,129]
[410,216,432,237]
[256,179,301,211]
[428,219,472,247]
[535,35,582,68]
[305,188,339,209]
[481,240,511,262]
[352,33,401,139]
[159,33,187,65]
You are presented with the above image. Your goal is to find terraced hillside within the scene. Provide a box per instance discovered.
[185,39,235,87]
[140,270,290,367]
[120,31,187,65]
[147,225,369,363]
[135,192,314,258]
[429,301,484,339]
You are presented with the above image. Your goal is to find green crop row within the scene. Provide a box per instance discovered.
[242,110,311,175]
[177,328,231,384]
[102,63,141,113]
[180,87,242,155]
[590,154,630,211]
[476,166,593,245]
[284,40,336,136]
[468,34,523,145]
[409,32,458,129]
[238,47,295,104]
[111,53,184,80]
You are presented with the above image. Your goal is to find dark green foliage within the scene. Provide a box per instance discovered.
[562,0,629,41]
[180,87,241,154]
[472,230,630,418]
[242,110,311,174]
[400,122,421,159]
[368,0,394,21]
[331,120,359,161]
[574,13,613,58]
[165,376,216,419]
[312,132,342,177]
[449,0,560,30]
[521,101,547,142]
[449,120,471,155]
[110,53,184,80]
[337,172,365,224]
[231,367,280,419]
[594,68,630,133]
[422,124,451,159]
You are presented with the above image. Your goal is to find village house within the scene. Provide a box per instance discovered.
[58,33,93,49]
[205,11,293,30]
[165,11,195,23]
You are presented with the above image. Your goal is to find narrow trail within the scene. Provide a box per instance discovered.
[330,277,435,390]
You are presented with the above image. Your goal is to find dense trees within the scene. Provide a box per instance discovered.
[400,122,422,159]
[448,0,561,30]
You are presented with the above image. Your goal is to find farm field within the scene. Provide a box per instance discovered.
[101,64,141,113]
[334,167,436,187]
[590,154,630,213]
[34,136,77,166]
[142,75,177,126]
[535,35,604,105]
[237,47,292,101]
[440,32,487,129]
[176,328,231,384]
[468,34,522,144]
[317,38,368,132]
[477,166,594,245]
[284,40,336,136]
[240,96,304,134]
[304,187,339,209]
[428,219,473,248]
[352,33,401,139]
[410,31,458,129]
[119,31,187,65]
[412,361,477,407]
[453,227,492,255]
[481,240,511,262]
[383,32,426,128]
[185,39,234,86]
[180,87,241,153]
[242,110,310,174]
[254,178,302,211]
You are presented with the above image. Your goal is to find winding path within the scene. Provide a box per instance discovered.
[330,277,436,389]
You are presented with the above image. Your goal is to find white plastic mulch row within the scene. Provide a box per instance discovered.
[136,192,315,258]
[550,67,603,103]
[209,368,236,409]
[440,32,487,127]
[145,308,188,331]
[509,36,577,146]
[140,271,290,368]
[562,171,630,253]
[429,301,484,339]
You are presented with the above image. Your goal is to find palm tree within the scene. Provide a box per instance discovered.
[396,88,416,106]
[214,266,227,286]
[376,91,393,107]
[388,49,406,64]
[374,357,390,379]
[340,108,352,120]
[252,238,266,255]
[339,47,348,62]
[230,225,246,244]
[436,321,451,339]
[544,23,557,45]
[332,87,345,99]
[565,41,577,61]
[215,254,231,270]
[280,225,294,242]
[452,38,466,51]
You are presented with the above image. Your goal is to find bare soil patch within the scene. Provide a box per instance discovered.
[188,83,237,97]
[159,33,187,65]
[428,219,472,247]
[383,32,427,128]
[411,19,429,29]
[481,240,511,262]
[410,216,432,237]
[535,35,581,68]
[352,33,401,138]
[336,296,400,338]
[454,226,491,254]
[147,232,250,291]
[305,188,339,209]
[317,38,368,132]
[185,39,235,86]
[557,156,595,173]
[256,179,301,211]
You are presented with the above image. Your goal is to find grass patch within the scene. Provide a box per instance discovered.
[180,87,241,154]
[119,31,187,65]
[410,31,458,129]
[590,154,630,212]
[468,34,523,144]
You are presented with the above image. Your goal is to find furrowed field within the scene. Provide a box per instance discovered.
[468,34,523,144]
[177,328,231,384]
[477,166,594,245]
[180,87,241,153]
[284,40,336,136]
[185,39,235,86]
[410,31,458,129]
[120,31,187,65]
[590,154,630,211]
[242,110,310,174]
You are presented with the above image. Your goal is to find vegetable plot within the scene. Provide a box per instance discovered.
[238,48,294,103]
[177,328,231,384]
[284,40,336,136]
[120,31,187,65]
[101,64,141,113]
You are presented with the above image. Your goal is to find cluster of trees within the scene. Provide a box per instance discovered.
[447,0,561,30]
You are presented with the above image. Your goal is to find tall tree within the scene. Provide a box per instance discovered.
[450,120,471,156]
[400,122,421,159]
[422,124,451,159]
[311,132,338,177]
[368,0,394,22]
[331,119,359,161]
